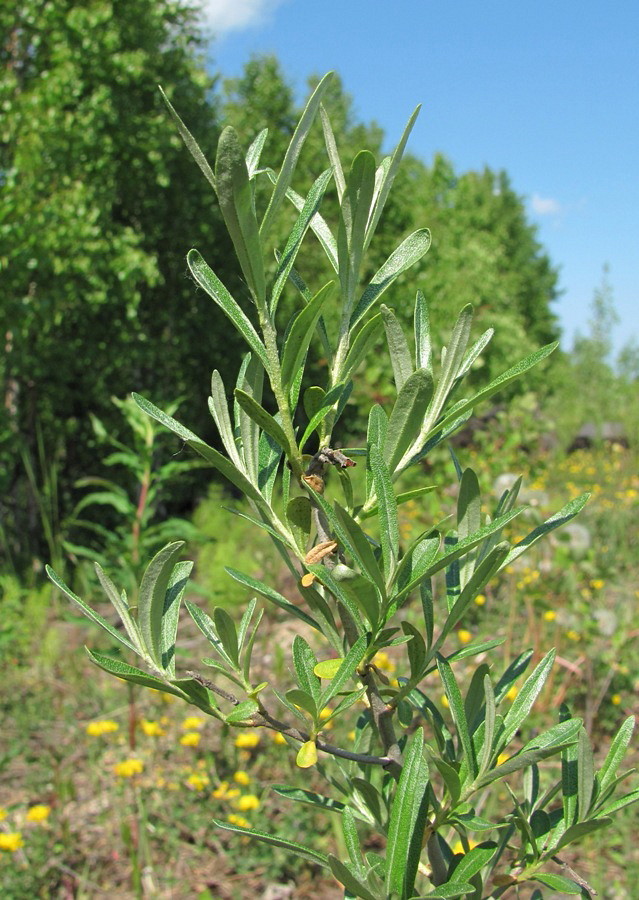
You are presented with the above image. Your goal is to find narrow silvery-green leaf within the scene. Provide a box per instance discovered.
[577,727,595,820]
[241,606,264,684]
[260,72,333,239]
[214,819,330,868]
[94,563,142,651]
[332,503,386,596]
[457,468,481,589]
[245,127,268,178]
[133,393,267,506]
[385,728,429,898]
[213,607,239,668]
[234,389,295,459]
[185,601,236,669]
[209,370,244,469]
[46,566,138,654]
[478,675,497,775]
[456,328,494,380]
[215,126,266,303]
[280,282,335,393]
[551,819,611,854]
[341,807,367,881]
[160,560,192,676]
[341,313,383,381]
[159,86,216,191]
[531,874,582,894]
[414,289,432,375]
[502,493,590,569]
[364,104,420,250]
[235,352,264,485]
[237,598,258,651]
[383,368,433,475]
[350,229,432,328]
[368,444,399,582]
[299,382,349,449]
[187,250,269,370]
[258,431,282,503]
[437,653,477,779]
[137,542,185,668]
[271,170,333,314]
[320,104,346,200]
[86,650,190,699]
[225,567,321,631]
[286,495,312,552]
[403,621,427,681]
[292,635,321,706]
[225,699,259,725]
[365,403,388,501]
[277,183,338,272]
[450,844,497,883]
[381,304,413,392]
[597,716,635,795]
[319,634,368,709]
[501,650,556,747]
[338,150,377,309]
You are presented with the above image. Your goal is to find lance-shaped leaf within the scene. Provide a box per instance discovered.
[159,86,215,191]
[450,843,497,884]
[332,502,386,596]
[46,566,138,654]
[185,601,238,670]
[94,563,142,650]
[502,493,590,569]
[215,126,266,303]
[319,634,368,709]
[226,699,260,725]
[577,727,595,821]
[531,874,582,895]
[457,468,481,589]
[187,250,269,370]
[209,369,244,469]
[596,715,635,796]
[384,368,434,475]
[368,443,399,582]
[350,229,432,328]
[501,650,556,747]
[385,728,430,898]
[161,560,193,677]
[414,290,432,374]
[437,654,477,780]
[225,567,321,631]
[320,104,346,200]
[213,819,330,868]
[287,495,312,552]
[245,127,268,178]
[271,170,334,314]
[260,71,333,238]
[272,784,346,815]
[137,542,185,669]
[86,650,188,698]
[328,856,379,900]
[456,327,494,380]
[299,382,350,449]
[280,281,335,394]
[364,104,420,251]
[381,304,413,392]
[293,635,321,707]
[276,183,339,273]
[338,150,377,308]
[234,389,296,460]
[235,352,264,484]
[365,403,388,500]
[341,313,383,382]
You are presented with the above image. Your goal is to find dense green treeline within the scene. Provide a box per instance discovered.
[1,0,572,574]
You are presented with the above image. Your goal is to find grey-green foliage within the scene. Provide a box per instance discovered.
[47,74,636,899]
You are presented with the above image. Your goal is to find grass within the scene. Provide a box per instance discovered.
[1,443,637,898]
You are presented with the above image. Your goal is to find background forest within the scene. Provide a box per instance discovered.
[1,1,637,897]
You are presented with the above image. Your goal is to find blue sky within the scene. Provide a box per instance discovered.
[199,0,638,359]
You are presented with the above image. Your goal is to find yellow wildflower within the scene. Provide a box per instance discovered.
[86,720,119,737]
[212,781,229,799]
[474,594,486,606]
[0,833,24,852]
[234,732,260,749]
[180,731,201,747]
[186,773,210,791]
[227,814,250,828]
[140,720,165,737]
[457,629,472,645]
[114,759,144,777]
[181,716,206,730]
[319,707,333,720]
[566,629,581,642]
[373,651,396,673]
[233,771,251,786]
[611,694,622,706]
[543,610,557,622]
[590,578,605,590]
[0,807,7,821]
[235,794,260,812]
[26,805,51,823]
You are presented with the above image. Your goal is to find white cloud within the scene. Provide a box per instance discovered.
[530,193,562,216]
[197,0,287,35]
